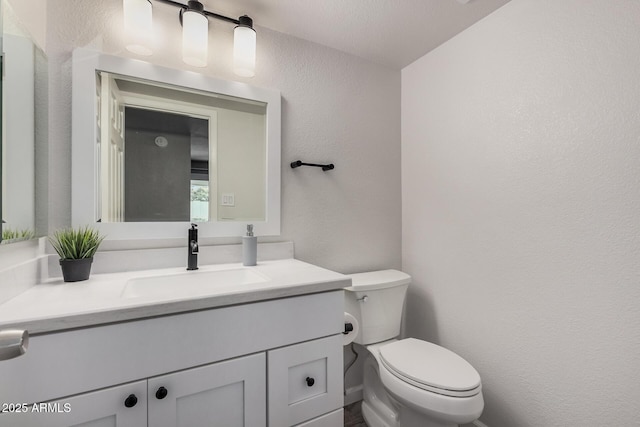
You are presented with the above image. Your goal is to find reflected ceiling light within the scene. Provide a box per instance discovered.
[155,136,169,147]
[126,0,257,76]
[123,0,153,56]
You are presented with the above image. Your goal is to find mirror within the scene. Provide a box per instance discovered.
[1,0,4,243]
[1,0,46,244]
[97,72,267,223]
[72,49,281,240]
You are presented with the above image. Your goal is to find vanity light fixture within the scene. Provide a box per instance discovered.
[233,15,257,77]
[125,0,257,76]
[123,0,153,56]
[181,0,208,67]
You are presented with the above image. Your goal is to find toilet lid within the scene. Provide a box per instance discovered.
[379,338,481,397]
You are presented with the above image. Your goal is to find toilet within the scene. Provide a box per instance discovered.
[344,270,484,427]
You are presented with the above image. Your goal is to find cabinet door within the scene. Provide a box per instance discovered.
[268,334,343,426]
[148,353,266,427]
[0,380,147,427]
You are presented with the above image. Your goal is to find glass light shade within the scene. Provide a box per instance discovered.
[123,0,153,56]
[182,11,208,68]
[233,26,256,77]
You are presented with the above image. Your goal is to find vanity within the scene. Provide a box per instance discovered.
[0,40,346,425]
[0,258,350,427]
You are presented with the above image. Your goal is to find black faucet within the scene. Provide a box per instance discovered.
[187,223,199,271]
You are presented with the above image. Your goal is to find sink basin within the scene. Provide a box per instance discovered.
[122,268,269,299]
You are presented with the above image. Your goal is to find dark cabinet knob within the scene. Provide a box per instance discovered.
[156,386,168,400]
[306,377,315,387]
[343,322,354,334]
[124,394,138,408]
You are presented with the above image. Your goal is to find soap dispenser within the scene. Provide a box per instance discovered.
[242,224,257,266]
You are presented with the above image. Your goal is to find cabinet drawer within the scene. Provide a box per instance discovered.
[294,409,344,427]
[268,334,343,426]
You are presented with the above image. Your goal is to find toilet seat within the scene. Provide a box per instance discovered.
[379,338,481,398]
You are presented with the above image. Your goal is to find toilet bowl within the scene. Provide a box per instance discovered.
[345,270,484,427]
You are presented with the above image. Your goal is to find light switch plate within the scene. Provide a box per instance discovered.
[221,193,235,206]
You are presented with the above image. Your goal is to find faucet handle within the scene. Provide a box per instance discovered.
[188,224,199,253]
[187,224,199,271]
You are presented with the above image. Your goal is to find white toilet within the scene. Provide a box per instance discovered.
[344,270,484,427]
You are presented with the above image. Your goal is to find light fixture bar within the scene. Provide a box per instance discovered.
[154,0,245,26]
[137,0,257,75]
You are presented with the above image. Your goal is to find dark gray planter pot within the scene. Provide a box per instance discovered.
[59,258,94,282]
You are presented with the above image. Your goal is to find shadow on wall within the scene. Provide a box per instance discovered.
[477,390,526,427]
[404,284,440,344]
[343,342,367,404]
[404,282,530,427]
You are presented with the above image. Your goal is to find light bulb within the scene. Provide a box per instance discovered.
[234,24,256,77]
[182,9,208,68]
[123,0,153,56]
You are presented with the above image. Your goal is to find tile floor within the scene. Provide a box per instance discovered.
[344,402,367,427]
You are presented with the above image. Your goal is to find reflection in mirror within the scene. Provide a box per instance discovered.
[125,108,209,222]
[1,0,45,244]
[97,72,267,224]
[72,49,281,239]
[0,0,3,243]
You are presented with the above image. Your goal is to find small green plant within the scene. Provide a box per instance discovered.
[1,228,35,243]
[49,226,105,260]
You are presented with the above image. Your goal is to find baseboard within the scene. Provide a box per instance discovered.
[344,385,363,406]
[473,420,489,427]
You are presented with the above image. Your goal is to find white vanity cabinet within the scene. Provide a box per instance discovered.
[3,381,148,427]
[148,353,266,427]
[3,354,266,427]
[0,291,344,427]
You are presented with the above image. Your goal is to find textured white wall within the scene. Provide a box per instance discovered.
[5,0,46,51]
[402,0,640,426]
[44,0,401,273]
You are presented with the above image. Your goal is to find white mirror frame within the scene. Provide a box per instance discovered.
[72,48,281,239]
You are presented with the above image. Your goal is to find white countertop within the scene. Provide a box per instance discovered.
[0,259,350,335]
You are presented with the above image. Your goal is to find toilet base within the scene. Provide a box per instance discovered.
[398,404,457,427]
[362,399,458,427]
[362,400,399,427]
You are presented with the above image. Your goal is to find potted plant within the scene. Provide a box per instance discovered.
[49,226,105,282]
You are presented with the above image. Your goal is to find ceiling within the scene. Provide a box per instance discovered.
[192,0,511,69]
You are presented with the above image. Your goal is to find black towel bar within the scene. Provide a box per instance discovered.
[290,160,335,171]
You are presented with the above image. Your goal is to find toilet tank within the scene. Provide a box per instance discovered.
[344,270,411,345]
